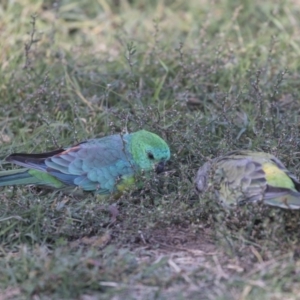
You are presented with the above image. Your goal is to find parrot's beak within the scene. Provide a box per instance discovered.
[155,161,166,174]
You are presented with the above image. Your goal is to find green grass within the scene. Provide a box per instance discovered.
[2,0,300,298]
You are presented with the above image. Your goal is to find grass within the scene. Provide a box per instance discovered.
[1,0,300,298]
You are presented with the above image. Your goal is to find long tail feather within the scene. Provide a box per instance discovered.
[0,168,41,187]
[0,168,65,188]
[264,193,300,209]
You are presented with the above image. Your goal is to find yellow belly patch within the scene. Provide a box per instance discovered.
[116,176,135,192]
[262,163,295,190]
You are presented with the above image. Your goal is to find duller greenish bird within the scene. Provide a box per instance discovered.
[0,130,170,195]
[195,150,300,209]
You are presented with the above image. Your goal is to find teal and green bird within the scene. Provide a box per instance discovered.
[195,150,300,209]
[0,130,170,194]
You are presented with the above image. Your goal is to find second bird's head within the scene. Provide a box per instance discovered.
[129,130,170,173]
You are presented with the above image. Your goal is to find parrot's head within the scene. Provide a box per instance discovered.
[129,130,170,173]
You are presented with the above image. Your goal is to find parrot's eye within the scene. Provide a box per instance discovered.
[147,152,155,160]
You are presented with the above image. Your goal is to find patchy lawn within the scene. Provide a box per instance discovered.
[1,0,300,299]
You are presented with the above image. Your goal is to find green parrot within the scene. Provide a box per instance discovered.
[195,150,300,209]
[0,130,170,195]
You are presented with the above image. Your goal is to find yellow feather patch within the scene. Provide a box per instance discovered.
[262,163,295,190]
[116,176,135,192]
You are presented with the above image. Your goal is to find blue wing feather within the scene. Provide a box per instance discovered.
[6,134,135,194]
